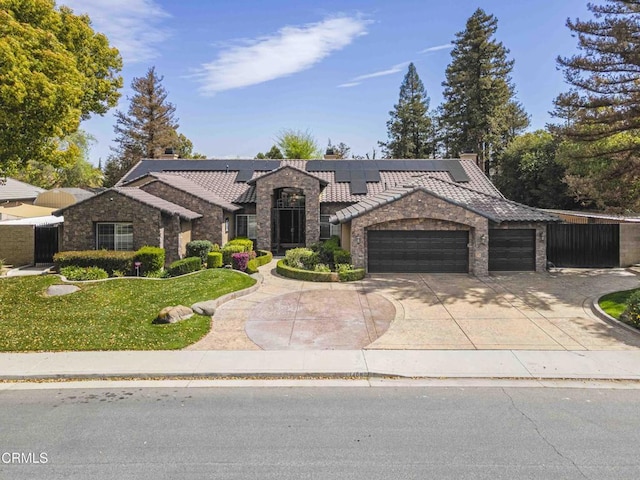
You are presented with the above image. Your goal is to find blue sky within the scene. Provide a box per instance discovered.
[60,0,591,164]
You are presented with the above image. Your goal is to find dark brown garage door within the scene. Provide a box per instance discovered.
[489,229,536,271]
[367,230,469,273]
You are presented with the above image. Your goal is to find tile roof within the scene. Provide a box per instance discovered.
[0,178,45,201]
[146,172,240,211]
[114,188,202,220]
[330,177,560,224]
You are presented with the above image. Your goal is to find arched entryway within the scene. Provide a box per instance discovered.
[272,187,305,251]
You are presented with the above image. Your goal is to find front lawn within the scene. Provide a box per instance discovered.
[599,289,638,320]
[0,269,255,352]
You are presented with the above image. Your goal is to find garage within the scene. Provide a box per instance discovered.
[489,229,536,271]
[368,230,469,273]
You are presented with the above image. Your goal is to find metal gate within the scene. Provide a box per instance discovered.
[34,225,59,264]
[489,229,536,271]
[547,224,619,268]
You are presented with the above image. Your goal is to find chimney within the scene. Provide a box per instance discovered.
[459,151,478,162]
[159,147,179,160]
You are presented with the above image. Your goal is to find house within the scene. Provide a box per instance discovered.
[0,178,45,208]
[55,157,560,274]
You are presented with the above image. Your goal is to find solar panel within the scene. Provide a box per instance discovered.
[334,170,350,182]
[350,180,368,195]
[235,170,254,182]
[446,162,470,182]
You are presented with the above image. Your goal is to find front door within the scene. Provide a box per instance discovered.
[272,187,306,251]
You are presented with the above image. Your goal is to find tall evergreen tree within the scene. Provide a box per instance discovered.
[103,67,180,186]
[439,8,528,175]
[379,63,433,158]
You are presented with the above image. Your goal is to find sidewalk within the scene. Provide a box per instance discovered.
[2,349,640,381]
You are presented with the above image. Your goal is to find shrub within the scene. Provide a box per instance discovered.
[144,269,169,279]
[622,291,640,328]
[167,257,202,277]
[246,258,259,274]
[312,237,341,266]
[255,250,273,266]
[54,250,135,276]
[222,245,245,265]
[232,252,250,272]
[338,268,366,282]
[206,252,223,268]
[186,240,213,265]
[225,237,254,252]
[134,246,165,273]
[285,248,316,269]
[60,266,108,281]
[276,259,337,282]
[333,249,351,266]
[314,263,331,272]
[335,263,354,274]
[211,243,221,252]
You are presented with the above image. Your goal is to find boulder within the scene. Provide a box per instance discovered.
[154,305,194,324]
[46,285,80,296]
[191,300,217,316]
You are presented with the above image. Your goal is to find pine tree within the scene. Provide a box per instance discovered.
[555,0,640,157]
[379,63,432,159]
[439,9,528,175]
[103,67,179,186]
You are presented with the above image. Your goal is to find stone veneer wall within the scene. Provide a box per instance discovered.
[254,168,321,251]
[141,181,223,245]
[349,189,489,275]
[620,223,640,267]
[0,225,34,266]
[489,222,548,272]
[60,191,186,264]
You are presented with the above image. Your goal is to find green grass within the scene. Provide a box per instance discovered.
[599,289,639,319]
[0,269,256,352]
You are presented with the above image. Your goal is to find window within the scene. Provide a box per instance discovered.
[320,215,341,240]
[235,214,256,239]
[96,223,133,251]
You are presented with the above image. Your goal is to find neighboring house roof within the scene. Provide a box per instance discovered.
[53,188,202,221]
[119,158,501,205]
[34,187,95,208]
[543,209,640,223]
[0,178,45,202]
[0,215,63,227]
[330,178,560,224]
[0,203,57,219]
[144,172,241,212]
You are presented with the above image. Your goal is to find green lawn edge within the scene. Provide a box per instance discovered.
[0,269,256,352]
[599,288,639,320]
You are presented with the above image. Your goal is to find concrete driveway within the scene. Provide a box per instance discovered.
[186,261,640,351]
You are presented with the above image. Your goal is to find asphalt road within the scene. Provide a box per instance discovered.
[1,385,639,479]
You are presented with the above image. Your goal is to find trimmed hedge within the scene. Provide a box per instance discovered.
[338,268,366,282]
[60,266,109,281]
[134,246,165,273]
[206,251,223,268]
[246,258,259,274]
[255,250,273,266]
[186,240,213,264]
[333,248,351,265]
[222,245,245,265]
[167,257,202,277]
[277,259,337,282]
[54,250,135,276]
[225,237,253,252]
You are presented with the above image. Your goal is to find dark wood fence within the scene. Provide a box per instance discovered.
[34,226,59,264]
[547,224,619,268]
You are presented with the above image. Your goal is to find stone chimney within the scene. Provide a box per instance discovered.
[459,151,484,173]
[159,148,178,160]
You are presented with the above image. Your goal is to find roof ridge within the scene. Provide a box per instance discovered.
[409,173,505,199]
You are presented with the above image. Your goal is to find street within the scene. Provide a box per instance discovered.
[1,385,639,479]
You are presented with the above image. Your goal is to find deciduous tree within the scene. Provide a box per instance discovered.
[276,129,321,159]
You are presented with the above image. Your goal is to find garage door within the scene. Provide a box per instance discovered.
[489,229,536,271]
[368,230,469,273]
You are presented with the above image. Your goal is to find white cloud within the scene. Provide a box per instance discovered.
[337,82,362,88]
[196,16,369,95]
[352,62,409,81]
[60,0,171,64]
[420,43,453,54]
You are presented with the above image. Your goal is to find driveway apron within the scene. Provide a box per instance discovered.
[186,261,640,351]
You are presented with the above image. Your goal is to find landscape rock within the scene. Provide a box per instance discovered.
[154,305,194,324]
[46,285,80,296]
[191,300,217,316]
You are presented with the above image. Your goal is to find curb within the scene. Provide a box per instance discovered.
[590,295,640,337]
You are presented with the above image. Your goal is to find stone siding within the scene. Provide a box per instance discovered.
[141,181,223,245]
[254,167,321,251]
[620,223,640,267]
[349,189,489,276]
[60,191,186,264]
[0,225,34,266]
